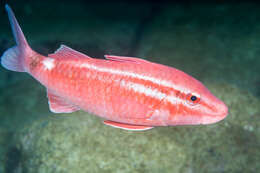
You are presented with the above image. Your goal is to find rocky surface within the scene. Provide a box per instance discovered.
[13,114,186,173]
[0,128,10,173]
[4,82,258,173]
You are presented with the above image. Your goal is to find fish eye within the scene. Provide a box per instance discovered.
[190,95,197,101]
[186,93,200,106]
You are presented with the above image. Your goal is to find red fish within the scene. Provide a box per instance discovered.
[1,5,228,131]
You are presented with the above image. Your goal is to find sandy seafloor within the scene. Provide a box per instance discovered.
[0,1,259,173]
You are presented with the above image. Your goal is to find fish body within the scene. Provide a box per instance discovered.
[1,5,228,131]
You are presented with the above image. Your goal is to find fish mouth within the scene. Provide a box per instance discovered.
[201,103,229,125]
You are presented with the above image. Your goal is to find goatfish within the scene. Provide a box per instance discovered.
[1,5,228,131]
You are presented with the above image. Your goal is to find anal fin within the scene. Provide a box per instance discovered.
[103,120,154,131]
[47,90,80,113]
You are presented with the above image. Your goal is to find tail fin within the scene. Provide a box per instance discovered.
[1,4,32,72]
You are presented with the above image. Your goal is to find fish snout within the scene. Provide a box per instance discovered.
[202,99,228,124]
[219,101,228,117]
[213,99,228,117]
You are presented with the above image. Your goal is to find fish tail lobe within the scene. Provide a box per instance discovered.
[1,4,34,72]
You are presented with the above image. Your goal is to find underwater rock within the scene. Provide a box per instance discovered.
[184,82,260,173]
[9,82,260,173]
[0,79,50,130]
[0,128,18,173]
[13,113,186,173]
[0,129,9,173]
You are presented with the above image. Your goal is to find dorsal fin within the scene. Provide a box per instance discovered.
[48,45,92,59]
[104,55,149,64]
[47,90,80,113]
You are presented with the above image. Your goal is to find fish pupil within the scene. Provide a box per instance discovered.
[190,95,197,101]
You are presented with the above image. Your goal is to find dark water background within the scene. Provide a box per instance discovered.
[0,0,259,173]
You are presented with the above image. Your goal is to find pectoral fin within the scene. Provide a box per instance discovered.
[47,90,80,113]
[103,120,154,131]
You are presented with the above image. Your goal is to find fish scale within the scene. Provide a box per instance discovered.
[41,58,151,120]
[1,4,228,131]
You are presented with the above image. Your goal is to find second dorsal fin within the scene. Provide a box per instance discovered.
[49,45,92,59]
[104,55,150,64]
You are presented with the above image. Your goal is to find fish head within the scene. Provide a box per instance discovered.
[167,72,228,126]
